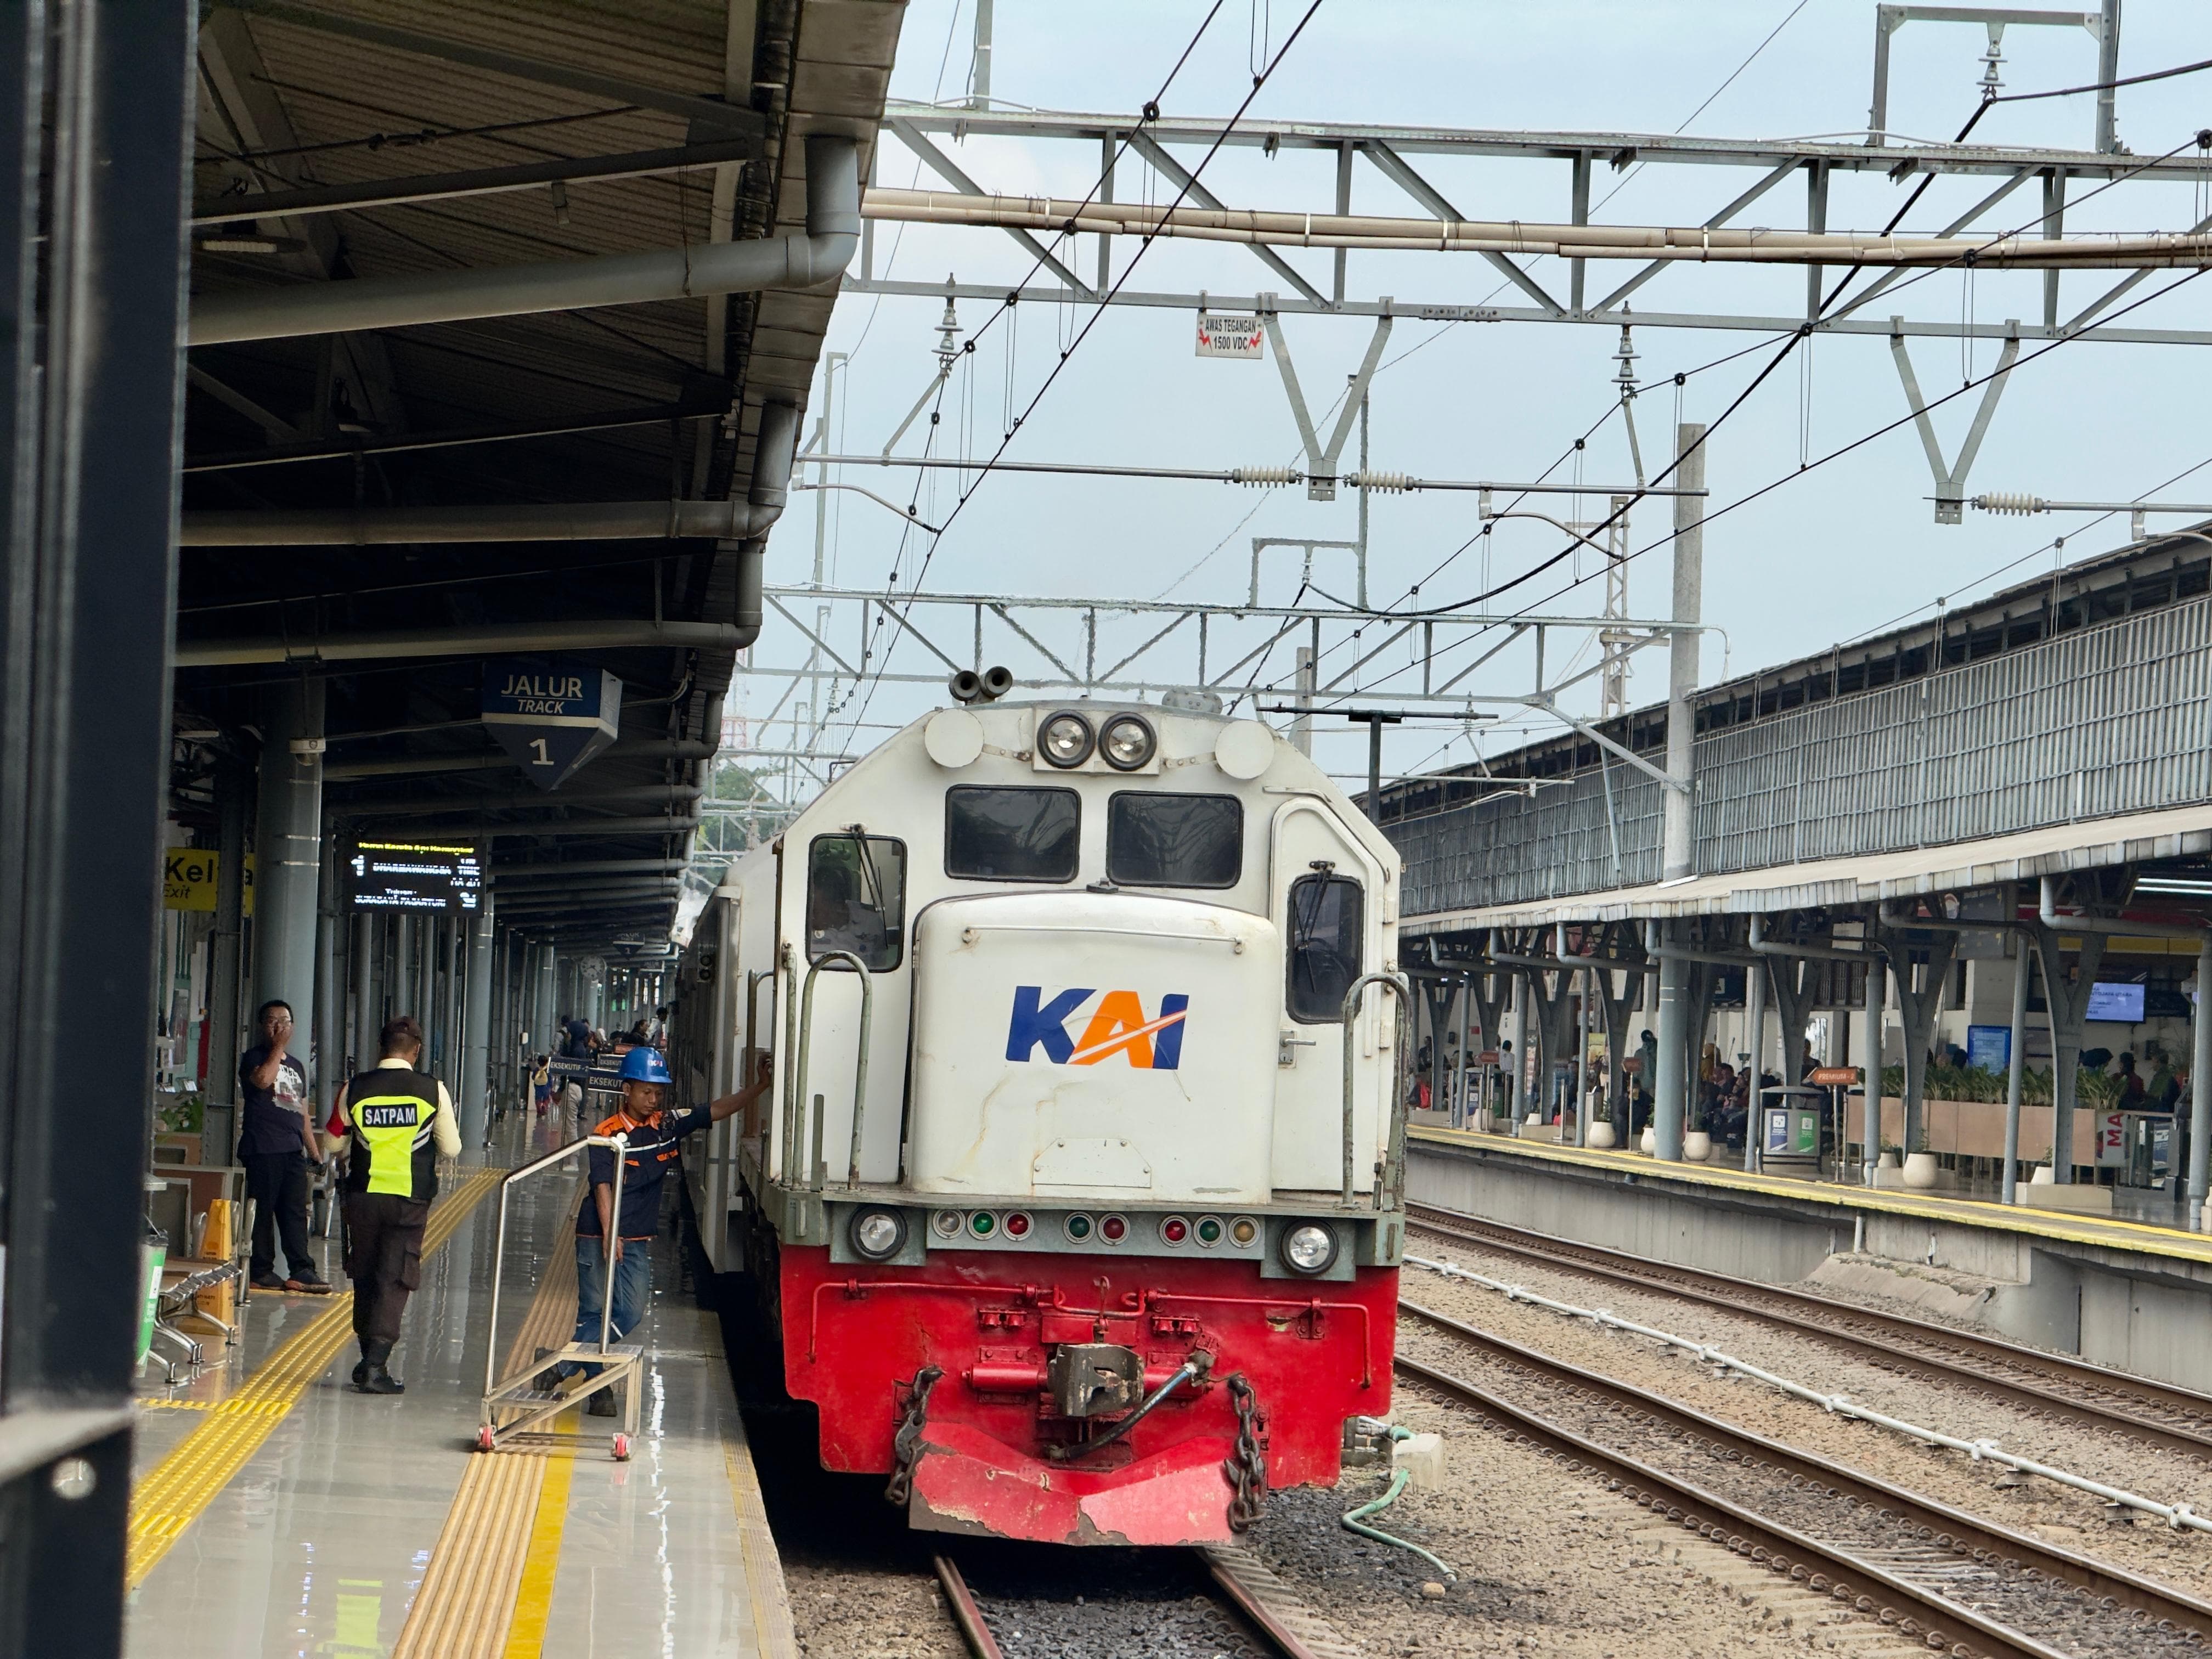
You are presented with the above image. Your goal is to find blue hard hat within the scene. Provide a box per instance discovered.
[618,1046,673,1085]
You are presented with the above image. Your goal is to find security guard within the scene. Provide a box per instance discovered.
[332,1013,461,1395]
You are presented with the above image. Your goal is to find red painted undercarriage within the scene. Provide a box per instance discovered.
[777,1244,1398,1545]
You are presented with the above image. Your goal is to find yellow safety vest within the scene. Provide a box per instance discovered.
[343,1067,442,1200]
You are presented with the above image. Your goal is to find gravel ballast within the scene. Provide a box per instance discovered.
[1403,1229,2212,1601]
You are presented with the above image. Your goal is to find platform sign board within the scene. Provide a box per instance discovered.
[482,657,621,790]
[348,839,483,912]
[163,848,253,914]
[2085,980,2146,1023]
[1966,1024,2011,1074]
[1195,314,1264,358]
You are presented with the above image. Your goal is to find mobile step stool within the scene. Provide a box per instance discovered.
[477,1131,644,1460]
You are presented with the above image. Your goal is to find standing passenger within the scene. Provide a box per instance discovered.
[332,1015,459,1395]
[239,1000,333,1294]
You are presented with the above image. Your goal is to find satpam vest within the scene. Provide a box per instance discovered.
[342,1067,443,1201]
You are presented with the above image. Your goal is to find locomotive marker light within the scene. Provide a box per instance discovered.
[851,1207,908,1262]
[1097,1213,1128,1243]
[923,708,985,768]
[1159,1215,1191,1245]
[1062,1213,1093,1241]
[1213,718,1276,780]
[1099,713,1158,770]
[1195,1216,1224,1246]
[930,1207,963,1239]
[1038,709,1094,768]
[1281,1222,1340,1276]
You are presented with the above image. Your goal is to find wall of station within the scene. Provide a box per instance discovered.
[1389,595,2212,915]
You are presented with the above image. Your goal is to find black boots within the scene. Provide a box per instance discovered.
[354,1338,405,1395]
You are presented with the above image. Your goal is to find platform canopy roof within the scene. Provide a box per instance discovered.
[174,0,905,950]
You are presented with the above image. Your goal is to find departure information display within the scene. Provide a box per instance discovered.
[348,839,484,911]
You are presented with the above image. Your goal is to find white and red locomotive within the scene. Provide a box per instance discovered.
[669,689,1409,1545]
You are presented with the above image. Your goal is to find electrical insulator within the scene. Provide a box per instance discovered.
[1231,466,1295,487]
[934,285,963,372]
[1613,323,1638,398]
[1972,493,2046,515]
[1345,470,1412,493]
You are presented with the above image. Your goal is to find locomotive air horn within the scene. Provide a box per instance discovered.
[947,668,985,704]
[979,665,1014,702]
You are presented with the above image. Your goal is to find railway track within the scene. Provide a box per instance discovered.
[1396,1298,2212,1659]
[1407,1201,2212,1458]
[933,1547,1342,1659]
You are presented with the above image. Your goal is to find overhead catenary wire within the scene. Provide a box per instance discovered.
[837,0,1323,744]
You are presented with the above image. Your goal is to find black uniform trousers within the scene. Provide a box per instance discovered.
[242,1150,315,1280]
[341,1191,431,1345]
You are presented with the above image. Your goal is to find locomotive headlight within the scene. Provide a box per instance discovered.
[1039,710,1094,768]
[850,1207,907,1262]
[1099,713,1156,771]
[1280,1222,1339,1276]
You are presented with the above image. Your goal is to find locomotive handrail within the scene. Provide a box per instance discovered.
[793,948,874,1191]
[779,947,800,1183]
[1340,971,1410,1210]
[483,1130,629,1400]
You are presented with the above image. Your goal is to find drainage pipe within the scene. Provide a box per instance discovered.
[2038,874,2209,941]
[1747,913,1881,962]
[189,135,859,345]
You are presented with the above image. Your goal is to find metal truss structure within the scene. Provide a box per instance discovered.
[702,0,2201,858]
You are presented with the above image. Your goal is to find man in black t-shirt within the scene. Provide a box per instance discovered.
[237,999,332,1294]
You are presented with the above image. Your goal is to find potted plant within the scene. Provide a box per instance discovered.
[1903,1131,1940,1189]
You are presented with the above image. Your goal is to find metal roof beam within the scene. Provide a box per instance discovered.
[193,138,754,226]
[176,619,745,668]
[213,1,764,140]
[184,396,730,473]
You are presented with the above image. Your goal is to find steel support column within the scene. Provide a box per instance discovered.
[1743,956,1767,1172]
[2192,936,2212,1228]
[2004,944,2032,1205]
[1862,952,1887,1184]
[251,681,325,1023]
[1662,425,1704,879]
[1653,929,1687,1162]
[0,3,195,1649]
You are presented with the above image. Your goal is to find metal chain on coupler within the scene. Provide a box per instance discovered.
[884,1364,943,1508]
[1222,1372,1268,1531]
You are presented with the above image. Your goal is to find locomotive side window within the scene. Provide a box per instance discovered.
[1286,873,1364,1023]
[806,831,907,970]
[1105,792,1242,889]
[945,786,1080,881]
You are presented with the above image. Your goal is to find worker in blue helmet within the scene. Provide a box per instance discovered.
[561,1041,771,1413]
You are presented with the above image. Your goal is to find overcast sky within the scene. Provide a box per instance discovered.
[740,1,2212,794]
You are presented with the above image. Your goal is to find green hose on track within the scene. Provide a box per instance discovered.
[1340,1424,1456,1582]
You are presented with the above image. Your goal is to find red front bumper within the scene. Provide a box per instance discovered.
[778,1245,1396,1546]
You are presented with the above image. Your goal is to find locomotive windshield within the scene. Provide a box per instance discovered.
[1105,792,1242,888]
[806,831,907,969]
[1286,871,1364,1022]
[945,785,1080,881]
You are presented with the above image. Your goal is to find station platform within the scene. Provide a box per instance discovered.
[123,1119,797,1659]
[1407,1125,2212,1389]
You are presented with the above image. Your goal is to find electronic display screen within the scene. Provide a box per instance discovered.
[348,839,483,912]
[2085,980,2146,1023]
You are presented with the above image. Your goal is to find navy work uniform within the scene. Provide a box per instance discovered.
[339,1057,460,1393]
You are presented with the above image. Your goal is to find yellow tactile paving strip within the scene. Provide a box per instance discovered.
[1412,1126,2212,1264]
[726,1426,802,1659]
[394,1200,583,1659]
[125,1168,503,1589]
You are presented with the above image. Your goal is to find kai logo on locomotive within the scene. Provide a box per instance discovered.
[1005,987,1189,1070]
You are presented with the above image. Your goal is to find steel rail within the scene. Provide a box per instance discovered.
[933,1548,1320,1659]
[1406,1299,2212,1630]
[1406,1203,2212,1458]
[1389,1336,2114,1659]
[933,1556,1005,1659]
